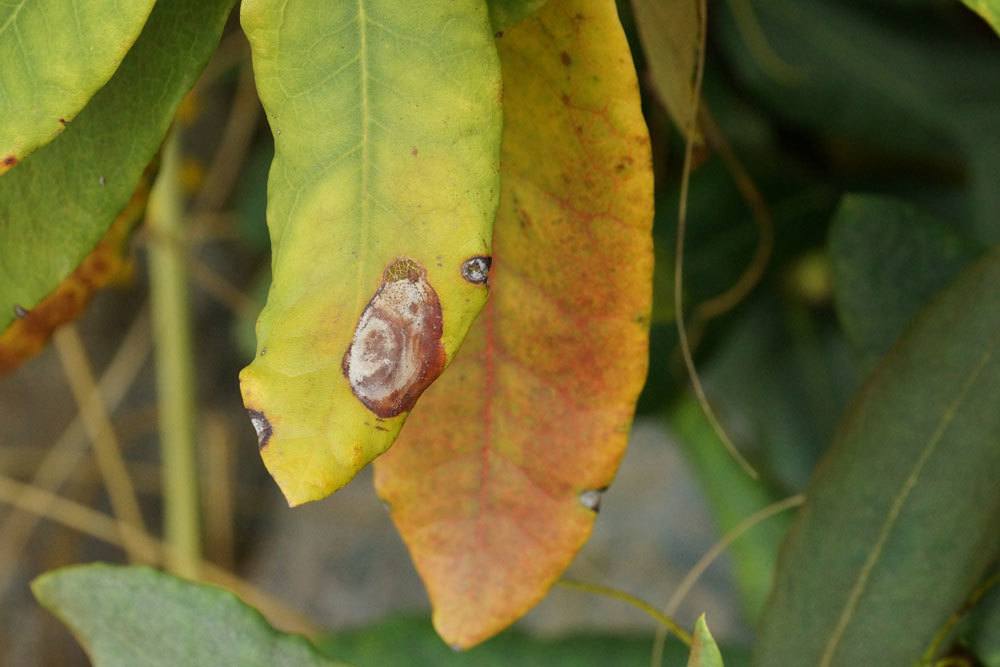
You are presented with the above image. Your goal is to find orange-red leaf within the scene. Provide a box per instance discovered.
[373,0,653,649]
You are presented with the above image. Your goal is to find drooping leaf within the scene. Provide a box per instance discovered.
[631,0,704,141]
[0,0,155,172]
[754,249,1000,666]
[828,194,981,370]
[239,0,502,506]
[488,0,549,31]
[0,0,235,346]
[374,0,653,649]
[32,564,340,667]
[963,0,1000,35]
[687,614,724,667]
[670,397,792,623]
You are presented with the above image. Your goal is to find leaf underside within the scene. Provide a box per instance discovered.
[374,0,654,649]
[32,564,340,667]
[754,249,1000,666]
[0,0,155,172]
[239,0,502,506]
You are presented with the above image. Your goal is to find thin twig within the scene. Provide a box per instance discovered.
[674,0,759,479]
[147,128,202,578]
[52,325,149,563]
[0,474,317,637]
[724,0,805,85]
[557,578,692,647]
[192,62,262,215]
[650,494,805,667]
[0,309,151,598]
[691,105,774,324]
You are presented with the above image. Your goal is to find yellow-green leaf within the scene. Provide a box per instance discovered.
[0,0,155,172]
[963,0,1000,35]
[688,615,725,667]
[489,0,548,31]
[631,0,704,141]
[374,0,653,649]
[239,0,502,506]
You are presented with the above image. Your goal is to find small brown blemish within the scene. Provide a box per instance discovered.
[560,51,572,67]
[2,155,16,168]
[374,425,389,432]
[13,304,28,319]
[494,30,504,38]
[461,256,491,285]
[247,409,273,448]
[410,147,418,156]
[58,118,68,126]
[343,257,446,418]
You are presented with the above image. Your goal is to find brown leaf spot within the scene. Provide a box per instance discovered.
[247,409,273,448]
[2,155,16,168]
[58,118,68,126]
[560,51,572,66]
[411,147,418,156]
[343,258,445,418]
[461,256,491,285]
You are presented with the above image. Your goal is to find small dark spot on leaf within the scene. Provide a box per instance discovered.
[560,51,572,66]
[461,256,491,285]
[579,488,606,512]
[247,409,273,448]
[13,304,29,319]
[2,155,16,168]
[374,425,389,432]
[58,118,68,126]
[494,30,504,38]
[561,93,571,105]
[411,147,418,156]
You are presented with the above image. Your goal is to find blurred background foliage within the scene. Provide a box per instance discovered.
[1,0,998,664]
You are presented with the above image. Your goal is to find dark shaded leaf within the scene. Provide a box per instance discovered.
[755,249,1000,666]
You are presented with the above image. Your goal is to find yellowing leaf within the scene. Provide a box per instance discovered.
[488,0,548,31]
[239,1,502,506]
[963,0,1000,35]
[0,0,155,172]
[688,614,725,667]
[631,0,704,141]
[374,0,653,649]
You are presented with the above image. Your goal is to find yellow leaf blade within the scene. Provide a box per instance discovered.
[239,0,503,505]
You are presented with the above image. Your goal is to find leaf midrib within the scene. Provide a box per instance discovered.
[818,342,996,666]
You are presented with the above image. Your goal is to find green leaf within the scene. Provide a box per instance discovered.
[316,615,750,667]
[488,0,548,30]
[754,249,1000,666]
[968,583,1000,667]
[239,0,502,505]
[962,0,1000,35]
[0,0,235,335]
[0,0,155,172]
[829,194,982,370]
[32,564,340,667]
[687,614,724,667]
[670,397,792,623]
